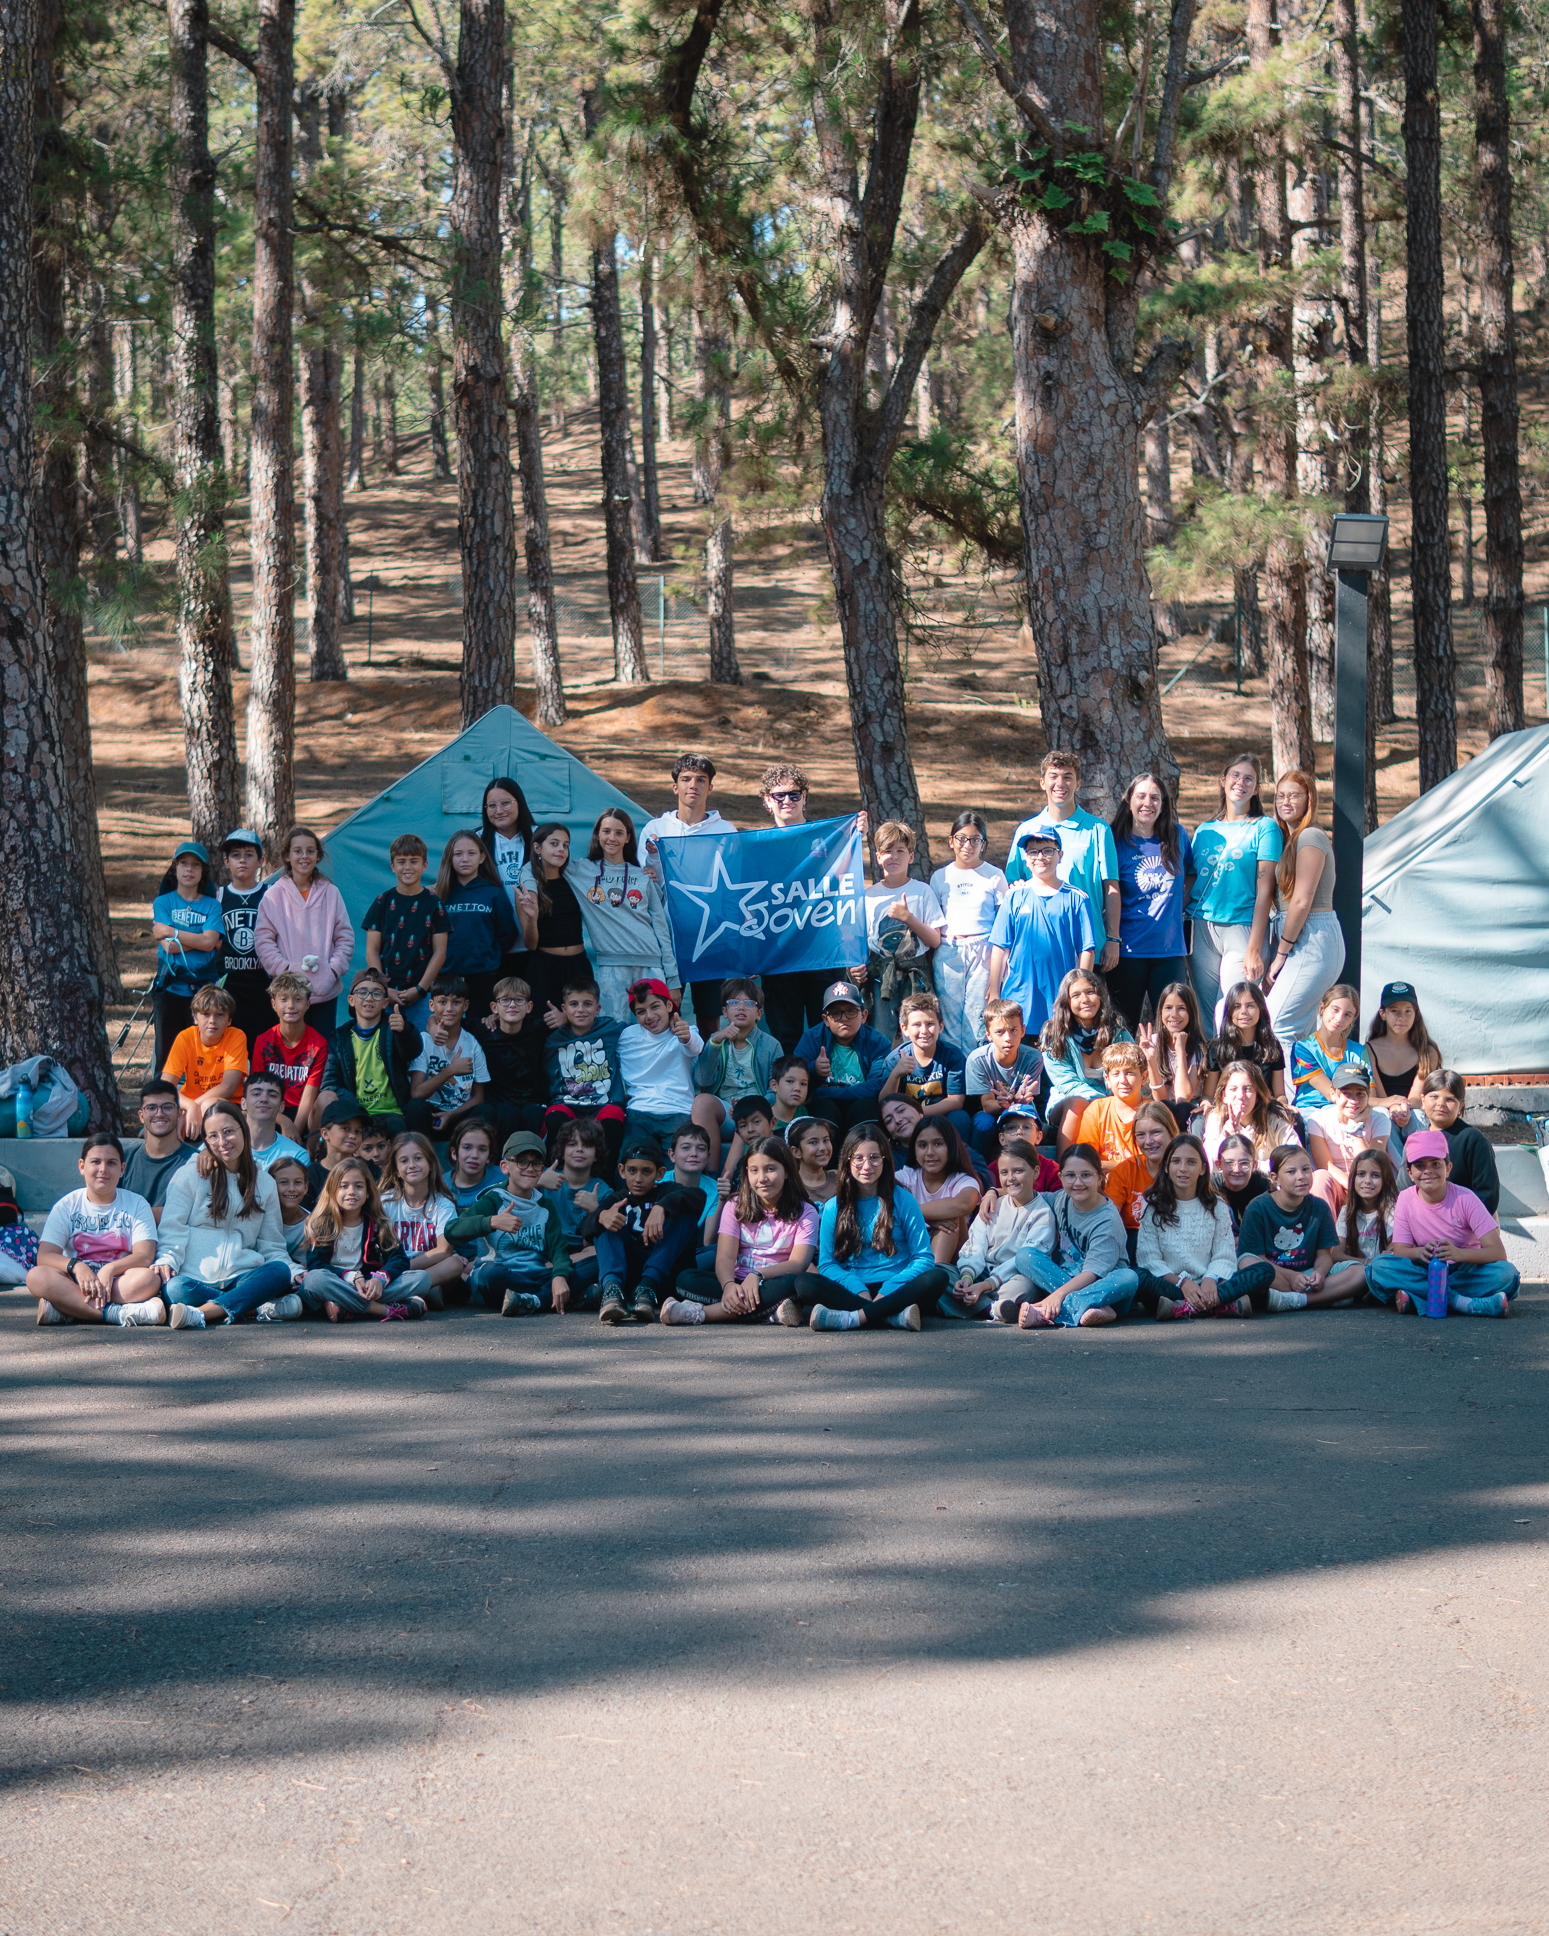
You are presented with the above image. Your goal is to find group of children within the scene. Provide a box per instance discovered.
[17,749,1519,1333]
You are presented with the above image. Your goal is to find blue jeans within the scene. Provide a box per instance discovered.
[1365,1256,1520,1306]
[164,1262,295,1320]
[595,1216,700,1295]
[1008,1244,1139,1325]
[469,1258,569,1310]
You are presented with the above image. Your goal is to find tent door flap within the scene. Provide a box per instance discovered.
[441,743,573,815]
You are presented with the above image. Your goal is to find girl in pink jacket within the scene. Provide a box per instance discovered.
[254,826,355,1041]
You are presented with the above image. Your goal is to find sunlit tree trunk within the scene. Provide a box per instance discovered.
[426,289,451,479]
[298,82,346,684]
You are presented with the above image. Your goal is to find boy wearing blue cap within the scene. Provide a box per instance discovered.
[150,840,226,1075]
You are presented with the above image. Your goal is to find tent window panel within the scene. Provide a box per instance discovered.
[440,751,572,816]
[517,760,572,814]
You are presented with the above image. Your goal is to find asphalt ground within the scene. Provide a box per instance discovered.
[2,1263,1546,1936]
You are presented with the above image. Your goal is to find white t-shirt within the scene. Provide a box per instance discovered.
[864,879,945,953]
[619,1019,703,1116]
[717,1200,819,1279]
[40,1188,157,1267]
[929,863,1007,942]
[1307,1105,1394,1167]
[331,1221,366,1273]
[490,830,527,895]
[410,1027,491,1110]
[380,1191,457,1258]
[896,1168,978,1212]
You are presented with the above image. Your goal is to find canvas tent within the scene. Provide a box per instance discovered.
[324,706,648,979]
[1360,724,1549,1074]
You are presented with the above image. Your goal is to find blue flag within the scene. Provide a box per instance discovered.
[655,816,866,980]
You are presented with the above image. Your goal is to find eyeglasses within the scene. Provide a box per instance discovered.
[495,996,528,1007]
[509,1156,544,1170]
[141,1101,178,1115]
[767,790,805,805]
[950,832,985,847]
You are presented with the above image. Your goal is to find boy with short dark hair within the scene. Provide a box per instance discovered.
[585,1141,706,1325]
[365,833,449,1027]
[122,1078,196,1219]
[1005,750,1121,971]
[163,984,249,1142]
[663,1121,720,1265]
[965,997,1044,1155]
[691,977,780,1166]
[321,969,419,1131]
[470,975,549,1146]
[878,993,970,1140]
[409,976,491,1138]
[792,980,893,1135]
[987,830,1097,1036]
[447,1131,575,1317]
[252,971,327,1142]
[543,976,628,1172]
[241,1069,309,1171]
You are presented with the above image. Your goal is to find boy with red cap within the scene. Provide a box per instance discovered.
[619,977,723,1153]
[1365,1128,1519,1317]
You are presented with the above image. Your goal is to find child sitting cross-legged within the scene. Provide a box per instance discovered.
[897,1116,981,1265]
[662,1136,821,1326]
[994,1143,1139,1330]
[379,1131,470,1311]
[1364,1128,1519,1318]
[29,1134,165,1327]
[585,1140,706,1325]
[299,1158,428,1322]
[1133,1132,1275,1322]
[1322,1147,1397,1302]
[802,1124,952,1333]
[942,1137,1056,1321]
[1235,1143,1344,1312]
[446,1131,576,1316]
[160,1100,300,1329]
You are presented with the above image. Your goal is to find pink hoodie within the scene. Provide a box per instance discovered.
[254,875,355,1003]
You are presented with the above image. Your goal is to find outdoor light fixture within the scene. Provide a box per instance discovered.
[1326,513,1390,573]
[1325,512,1390,994]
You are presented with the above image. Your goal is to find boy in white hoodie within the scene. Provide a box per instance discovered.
[940,1140,1056,1319]
[620,978,724,1153]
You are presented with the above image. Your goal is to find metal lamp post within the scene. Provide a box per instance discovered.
[1325,512,1390,992]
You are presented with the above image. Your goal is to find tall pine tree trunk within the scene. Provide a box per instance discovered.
[33,13,120,1000]
[426,289,451,479]
[1291,162,1337,743]
[328,88,352,625]
[639,247,662,558]
[169,0,240,855]
[452,0,519,723]
[245,0,297,850]
[653,254,673,437]
[299,83,346,683]
[1473,0,1524,737]
[381,367,399,474]
[546,162,566,432]
[84,131,118,576]
[1248,0,1312,776]
[582,91,647,683]
[1403,0,1457,788]
[501,90,564,725]
[346,319,366,490]
[5,0,120,1115]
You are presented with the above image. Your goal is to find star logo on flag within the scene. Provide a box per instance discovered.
[666,846,772,963]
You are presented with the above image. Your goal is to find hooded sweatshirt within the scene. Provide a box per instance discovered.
[955,1191,1057,1289]
[254,875,354,1003]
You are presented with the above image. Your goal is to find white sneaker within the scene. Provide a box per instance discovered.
[118,1297,166,1327]
[168,1303,206,1330]
[256,1293,303,1322]
[811,1306,862,1331]
[775,1298,802,1327]
[659,1297,706,1326]
[36,1301,62,1326]
[886,1304,922,1331]
[1266,1288,1308,1312]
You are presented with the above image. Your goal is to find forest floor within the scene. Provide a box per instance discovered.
[89,405,1549,1049]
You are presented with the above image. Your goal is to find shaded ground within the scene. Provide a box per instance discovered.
[2,1279,1546,1934]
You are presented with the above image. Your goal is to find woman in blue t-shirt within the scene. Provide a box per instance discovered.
[1107,771,1195,1032]
[1186,753,1283,1030]
[150,840,227,1075]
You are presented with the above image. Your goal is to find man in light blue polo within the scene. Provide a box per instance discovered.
[1005,750,1119,972]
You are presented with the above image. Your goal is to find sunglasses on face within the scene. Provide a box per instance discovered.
[767,790,805,805]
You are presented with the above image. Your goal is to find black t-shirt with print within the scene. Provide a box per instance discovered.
[364,888,450,989]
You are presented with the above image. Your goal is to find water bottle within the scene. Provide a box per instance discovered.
[15,1078,32,1138]
[1425,1254,1448,1319]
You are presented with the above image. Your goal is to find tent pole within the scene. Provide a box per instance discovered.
[1332,568,1369,993]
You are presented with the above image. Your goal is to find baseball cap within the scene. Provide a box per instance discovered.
[626,977,675,1008]
[822,980,866,1010]
[1404,1128,1450,1163]
[222,828,263,852]
[1379,982,1417,1008]
[501,1131,547,1160]
[172,839,210,864]
[321,1094,369,1127]
[1017,828,1062,850]
[1331,1065,1372,1090]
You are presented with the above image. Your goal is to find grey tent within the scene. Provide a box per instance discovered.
[1360,724,1549,1074]
[324,706,647,980]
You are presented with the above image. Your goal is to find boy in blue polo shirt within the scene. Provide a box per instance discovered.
[1004,751,1119,969]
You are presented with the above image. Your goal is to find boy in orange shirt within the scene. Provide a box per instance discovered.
[163,985,249,1141]
[1066,1041,1146,1171]
[1103,1100,1178,1244]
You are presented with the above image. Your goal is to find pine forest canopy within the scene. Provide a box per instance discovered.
[2,0,1547,1124]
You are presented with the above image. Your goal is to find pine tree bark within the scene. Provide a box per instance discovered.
[245,0,297,850]
[346,319,366,490]
[381,366,399,475]
[298,83,346,684]
[451,0,519,724]
[114,321,143,561]
[1291,162,1336,743]
[84,129,118,575]
[1366,234,1394,732]
[638,248,662,559]
[501,88,564,725]
[707,516,739,685]
[426,289,452,479]
[582,90,648,683]
[327,88,353,626]
[33,13,121,1000]
[1144,416,1173,544]
[5,0,120,1116]
[1403,0,1457,788]
[169,0,241,856]
[653,254,673,437]
[1472,0,1523,737]
[544,159,566,432]
[690,255,721,505]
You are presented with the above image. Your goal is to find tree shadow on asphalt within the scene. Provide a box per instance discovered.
[2,1291,1544,1783]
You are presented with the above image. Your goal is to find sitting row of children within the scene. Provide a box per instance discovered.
[26,1085,1517,1331]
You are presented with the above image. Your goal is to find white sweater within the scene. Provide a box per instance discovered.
[619,1020,704,1116]
[1136,1196,1238,1282]
[956,1192,1057,1287]
[157,1162,295,1284]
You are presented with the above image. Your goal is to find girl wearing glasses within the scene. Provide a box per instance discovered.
[928,811,1007,1049]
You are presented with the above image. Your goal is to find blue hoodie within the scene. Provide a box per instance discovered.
[792,1019,895,1103]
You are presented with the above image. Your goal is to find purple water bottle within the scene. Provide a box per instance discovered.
[1426,1254,1449,1319]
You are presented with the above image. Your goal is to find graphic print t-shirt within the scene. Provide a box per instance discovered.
[719,1201,819,1279]
[363,888,449,990]
[40,1188,157,1266]
[1238,1192,1339,1273]
[381,1191,457,1258]
[219,883,270,982]
[1114,829,1194,960]
[410,1028,491,1110]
